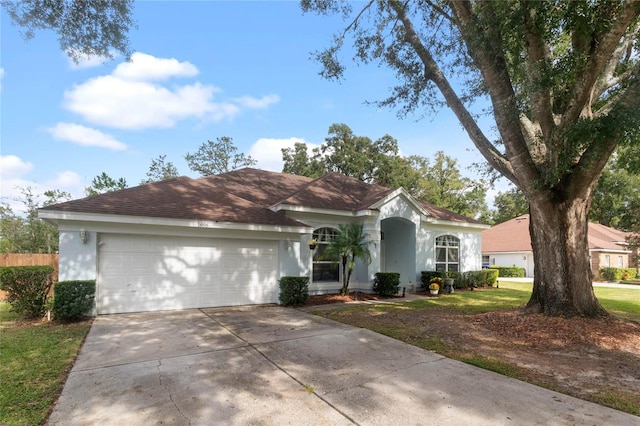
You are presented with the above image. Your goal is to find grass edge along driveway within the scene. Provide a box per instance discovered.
[0,303,92,426]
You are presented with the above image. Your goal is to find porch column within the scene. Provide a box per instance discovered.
[364,223,381,282]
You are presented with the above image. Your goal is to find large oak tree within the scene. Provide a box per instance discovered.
[303,0,640,317]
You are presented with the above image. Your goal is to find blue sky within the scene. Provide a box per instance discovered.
[1,1,502,212]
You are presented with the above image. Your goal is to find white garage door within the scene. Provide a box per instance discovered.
[97,234,278,314]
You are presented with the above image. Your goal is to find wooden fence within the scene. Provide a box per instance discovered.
[0,253,59,300]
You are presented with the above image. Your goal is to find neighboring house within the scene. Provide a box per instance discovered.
[40,168,487,314]
[482,214,632,278]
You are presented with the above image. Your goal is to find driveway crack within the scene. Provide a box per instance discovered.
[157,360,191,425]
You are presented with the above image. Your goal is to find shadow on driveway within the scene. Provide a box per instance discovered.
[47,306,636,425]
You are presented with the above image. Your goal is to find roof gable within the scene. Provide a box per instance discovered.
[274,172,395,212]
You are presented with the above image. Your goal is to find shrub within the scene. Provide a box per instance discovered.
[52,280,96,320]
[279,276,309,306]
[373,272,401,296]
[600,267,638,282]
[420,271,445,290]
[482,269,499,287]
[0,266,54,318]
[489,266,526,278]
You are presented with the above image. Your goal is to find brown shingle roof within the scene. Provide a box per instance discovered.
[42,168,480,226]
[276,172,395,211]
[418,200,485,224]
[40,175,307,227]
[482,214,631,253]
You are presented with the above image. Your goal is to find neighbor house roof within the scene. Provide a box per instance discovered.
[482,214,631,253]
[41,168,481,226]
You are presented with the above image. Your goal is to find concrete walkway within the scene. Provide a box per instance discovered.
[47,306,637,425]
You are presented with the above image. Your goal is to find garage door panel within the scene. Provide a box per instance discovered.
[98,234,278,314]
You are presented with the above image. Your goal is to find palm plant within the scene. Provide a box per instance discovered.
[323,223,372,295]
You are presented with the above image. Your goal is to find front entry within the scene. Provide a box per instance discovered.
[380,218,416,290]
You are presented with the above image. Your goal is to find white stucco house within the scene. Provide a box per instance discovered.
[39,168,488,314]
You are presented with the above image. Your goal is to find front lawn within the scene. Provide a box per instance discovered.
[314,284,640,415]
[499,280,640,322]
[0,303,92,426]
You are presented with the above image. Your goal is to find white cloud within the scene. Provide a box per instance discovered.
[233,94,280,109]
[62,53,278,130]
[113,52,198,81]
[249,137,319,172]
[0,155,83,213]
[47,122,127,151]
[0,155,33,179]
[67,50,113,69]
[44,171,84,193]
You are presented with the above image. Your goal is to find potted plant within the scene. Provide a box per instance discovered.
[429,277,443,295]
[444,272,455,294]
[308,238,318,250]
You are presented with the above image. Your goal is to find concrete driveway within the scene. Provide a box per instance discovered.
[47,306,636,425]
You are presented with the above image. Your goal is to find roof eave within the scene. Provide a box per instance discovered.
[271,204,377,217]
[38,210,313,234]
[427,218,491,230]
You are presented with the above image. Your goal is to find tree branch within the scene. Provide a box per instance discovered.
[449,0,540,190]
[388,1,516,183]
[522,5,555,140]
[561,2,640,127]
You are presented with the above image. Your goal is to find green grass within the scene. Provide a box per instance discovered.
[498,280,640,322]
[0,302,92,426]
[405,286,531,314]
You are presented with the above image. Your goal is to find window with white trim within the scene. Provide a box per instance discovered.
[312,228,339,282]
[435,235,460,272]
[618,256,623,268]
[604,255,610,267]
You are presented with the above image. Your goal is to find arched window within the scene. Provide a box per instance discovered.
[435,235,459,272]
[312,228,339,282]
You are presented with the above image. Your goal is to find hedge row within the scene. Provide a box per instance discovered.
[599,267,638,282]
[420,269,499,290]
[489,266,526,277]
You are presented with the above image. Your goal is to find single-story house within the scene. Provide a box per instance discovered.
[40,168,488,314]
[482,214,632,278]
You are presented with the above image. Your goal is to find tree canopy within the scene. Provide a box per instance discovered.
[304,1,640,317]
[86,172,128,196]
[185,137,257,177]
[282,124,488,218]
[2,0,135,62]
[0,187,70,253]
[140,154,180,184]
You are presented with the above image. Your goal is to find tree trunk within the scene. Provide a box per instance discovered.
[341,256,349,295]
[526,196,608,317]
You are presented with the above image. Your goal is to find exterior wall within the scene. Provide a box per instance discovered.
[591,250,631,278]
[284,211,365,294]
[58,229,98,281]
[278,239,306,278]
[420,223,485,276]
[483,251,534,277]
[287,195,487,295]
